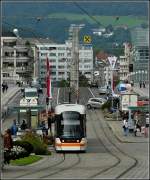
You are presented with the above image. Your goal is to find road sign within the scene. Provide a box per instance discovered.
[84,35,92,43]
[30,98,38,106]
[20,98,28,106]
[108,56,117,69]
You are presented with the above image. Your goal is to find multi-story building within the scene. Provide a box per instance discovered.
[118,43,131,81]
[1,32,34,84]
[36,41,93,87]
[131,27,149,83]
[119,55,129,81]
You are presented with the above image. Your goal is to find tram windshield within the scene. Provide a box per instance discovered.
[57,111,84,138]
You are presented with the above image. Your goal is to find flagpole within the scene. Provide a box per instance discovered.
[46,56,52,116]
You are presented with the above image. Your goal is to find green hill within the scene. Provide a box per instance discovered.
[48,13,147,28]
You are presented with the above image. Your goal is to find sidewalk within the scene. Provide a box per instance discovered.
[106,119,149,143]
[133,84,149,98]
[1,85,21,107]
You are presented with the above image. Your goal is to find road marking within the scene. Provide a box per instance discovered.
[88,88,95,98]
[57,88,60,104]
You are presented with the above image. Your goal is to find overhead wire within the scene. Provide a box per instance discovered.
[73,1,102,27]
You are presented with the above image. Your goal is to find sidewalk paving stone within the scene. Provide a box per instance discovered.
[106,120,149,143]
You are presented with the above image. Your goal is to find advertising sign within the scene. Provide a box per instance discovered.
[121,94,129,111]
[121,94,138,111]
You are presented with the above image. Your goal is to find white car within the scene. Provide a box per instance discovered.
[98,86,108,94]
[87,98,106,109]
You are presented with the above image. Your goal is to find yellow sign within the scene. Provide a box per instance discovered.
[84,35,91,43]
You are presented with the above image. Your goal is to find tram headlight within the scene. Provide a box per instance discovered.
[80,138,87,145]
[55,138,61,144]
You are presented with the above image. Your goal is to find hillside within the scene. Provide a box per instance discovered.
[2,1,149,54]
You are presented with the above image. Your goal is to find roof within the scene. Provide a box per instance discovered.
[24,87,37,92]
[55,104,86,114]
[96,51,109,61]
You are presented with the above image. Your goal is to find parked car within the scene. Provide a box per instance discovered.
[98,86,107,94]
[86,98,106,109]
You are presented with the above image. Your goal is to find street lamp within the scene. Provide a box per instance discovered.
[13,28,20,38]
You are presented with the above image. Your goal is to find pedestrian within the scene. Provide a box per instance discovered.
[144,113,149,138]
[143,81,145,88]
[20,119,27,130]
[4,129,13,151]
[2,82,5,93]
[123,119,129,136]
[139,81,142,88]
[40,121,48,136]
[5,83,8,92]
[10,119,18,136]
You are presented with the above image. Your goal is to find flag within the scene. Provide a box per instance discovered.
[46,57,52,99]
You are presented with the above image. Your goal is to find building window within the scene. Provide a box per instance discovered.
[58,65,65,69]
[58,72,65,75]
[58,53,65,56]
[49,53,56,56]
[41,53,47,56]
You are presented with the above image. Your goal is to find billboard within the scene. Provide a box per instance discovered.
[121,94,137,111]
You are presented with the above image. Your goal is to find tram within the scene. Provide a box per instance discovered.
[54,104,87,152]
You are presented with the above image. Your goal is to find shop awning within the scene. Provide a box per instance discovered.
[128,105,149,111]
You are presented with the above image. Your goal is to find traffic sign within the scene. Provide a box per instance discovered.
[30,98,38,106]
[84,35,92,43]
[20,98,28,106]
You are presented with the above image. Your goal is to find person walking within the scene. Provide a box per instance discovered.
[144,113,149,138]
[4,129,13,151]
[143,81,146,88]
[5,83,8,92]
[139,81,142,88]
[3,129,13,164]
[10,119,18,136]
[2,82,5,93]
[123,119,129,136]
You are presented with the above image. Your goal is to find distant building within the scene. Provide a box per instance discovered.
[131,27,149,83]
[36,41,93,87]
[95,51,109,86]
[1,34,34,84]
[119,43,131,81]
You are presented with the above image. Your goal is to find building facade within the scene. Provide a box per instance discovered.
[1,36,34,84]
[36,41,93,87]
[131,27,149,83]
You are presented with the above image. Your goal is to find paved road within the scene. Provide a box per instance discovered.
[2,87,149,179]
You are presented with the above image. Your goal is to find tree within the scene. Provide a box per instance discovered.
[79,72,89,87]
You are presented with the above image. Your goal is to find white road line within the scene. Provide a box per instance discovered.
[88,88,95,98]
[57,88,60,105]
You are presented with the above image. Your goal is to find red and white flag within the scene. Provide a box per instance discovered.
[46,57,52,99]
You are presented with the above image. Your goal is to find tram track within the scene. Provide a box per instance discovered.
[87,110,121,179]
[40,153,81,179]
[81,87,138,179]
[94,110,138,179]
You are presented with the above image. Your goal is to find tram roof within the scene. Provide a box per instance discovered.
[55,104,86,114]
